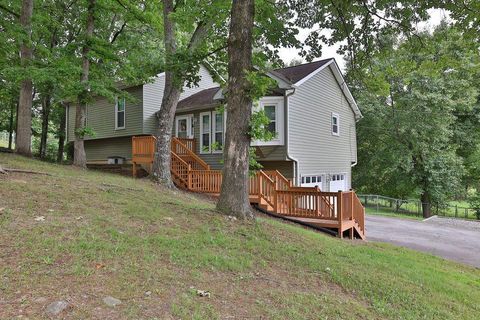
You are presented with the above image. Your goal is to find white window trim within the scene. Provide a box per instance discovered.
[199,111,211,154]
[212,110,226,154]
[251,96,284,146]
[115,97,126,130]
[331,112,340,136]
[175,114,194,138]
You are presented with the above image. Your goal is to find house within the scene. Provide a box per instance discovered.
[66,58,362,192]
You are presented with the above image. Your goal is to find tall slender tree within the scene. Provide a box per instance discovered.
[151,0,228,187]
[16,0,34,156]
[216,0,255,218]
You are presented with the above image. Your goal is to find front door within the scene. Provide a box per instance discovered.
[175,115,193,139]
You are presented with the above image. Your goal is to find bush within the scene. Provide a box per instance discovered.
[468,193,480,220]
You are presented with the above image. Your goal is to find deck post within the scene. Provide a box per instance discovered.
[351,191,354,220]
[273,190,278,212]
[257,172,262,201]
[187,164,192,190]
[337,191,343,238]
[132,162,136,178]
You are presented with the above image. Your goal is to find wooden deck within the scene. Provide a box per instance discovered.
[132,135,365,239]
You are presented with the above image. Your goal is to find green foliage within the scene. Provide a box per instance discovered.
[249,108,276,142]
[75,126,96,139]
[468,193,480,220]
[350,25,480,205]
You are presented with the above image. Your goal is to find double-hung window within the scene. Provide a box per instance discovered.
[251,97,284,146]
[115,97,126,130]
[200,112,211,153]
[264,105,277,134]
[212,111,224,152]
[331,112,339,136]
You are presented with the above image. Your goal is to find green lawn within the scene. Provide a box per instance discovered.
[1,153,479,319]
[0,139,11,148]
[365,207,424,220]
[362,198,477,220]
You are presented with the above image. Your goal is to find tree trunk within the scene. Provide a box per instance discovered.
[73,0,95,168]
[39,94,51,159]
[151,0,179,187]
[16,0,34,156]
[216,0,255,219]
[421,191,432,218]
[8,101,16,150]
[57,102,67,162]
[151,84,181,187]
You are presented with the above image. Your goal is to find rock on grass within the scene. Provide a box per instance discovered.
[103,296,121,307]
[45,300,69,316]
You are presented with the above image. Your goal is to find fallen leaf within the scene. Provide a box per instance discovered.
[95,263,105,269]
[34,216,45,222]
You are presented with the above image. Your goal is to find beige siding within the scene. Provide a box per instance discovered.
[67,86,143,142]
[288,66,357,189]
[143,65,219,134]
[84,136,133,162]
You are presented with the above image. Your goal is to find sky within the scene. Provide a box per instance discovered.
[278,8,450,70]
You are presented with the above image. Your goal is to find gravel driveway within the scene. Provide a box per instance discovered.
[366,215,480,268]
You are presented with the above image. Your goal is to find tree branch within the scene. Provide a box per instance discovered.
[0,3,19,18]
[110,21,127,44]
[188,21,212,51]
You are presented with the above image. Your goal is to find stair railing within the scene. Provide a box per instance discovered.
[171,137,210,170]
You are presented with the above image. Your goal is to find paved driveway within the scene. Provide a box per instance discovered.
[366,215,480,268]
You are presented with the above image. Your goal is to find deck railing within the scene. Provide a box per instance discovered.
[171,138,210,170]
[171,152,190,185]
[275,188,338,220]
[132,135,365,238]
[176,138,195,153]
[263,170,292,191]
[132,136,156,164]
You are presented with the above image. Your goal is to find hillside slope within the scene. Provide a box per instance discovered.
[1,153,479,319]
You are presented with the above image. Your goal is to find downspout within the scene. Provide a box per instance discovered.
[285,88,299,186]
[350,115,362,168]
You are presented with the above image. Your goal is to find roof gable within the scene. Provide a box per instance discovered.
[274,59,333,84]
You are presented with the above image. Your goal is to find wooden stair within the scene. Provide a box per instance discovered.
[132,135,366,240]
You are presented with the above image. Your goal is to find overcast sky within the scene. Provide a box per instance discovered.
[278,9,450,70]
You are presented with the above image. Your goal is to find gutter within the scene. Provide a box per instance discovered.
[284,88,300,186]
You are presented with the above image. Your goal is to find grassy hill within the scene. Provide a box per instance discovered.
[1,153,479,319]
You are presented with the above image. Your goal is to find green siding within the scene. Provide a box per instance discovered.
[174,109,224,170]
[84,136,133,162]
[174,107,288,170]
[258,160,294,179]
[67,86,143,142]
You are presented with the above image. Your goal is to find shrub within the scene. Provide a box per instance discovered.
[468,193,480,220]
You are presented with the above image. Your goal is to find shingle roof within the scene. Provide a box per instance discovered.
[177,87,221,111]
[274,58,334,84]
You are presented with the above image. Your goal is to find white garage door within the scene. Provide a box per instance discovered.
[329,174,347,192]
[301,175,323,188]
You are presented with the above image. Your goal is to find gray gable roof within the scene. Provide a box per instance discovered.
[274,58,334,84]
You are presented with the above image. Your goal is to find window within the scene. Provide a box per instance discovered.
[200,112,211,153]
[332,113,339,136]
[264,105,276,134]
[301,174,323,187]
[212,111,224,152]
[175,115,193,139]
[115,98,125,129]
